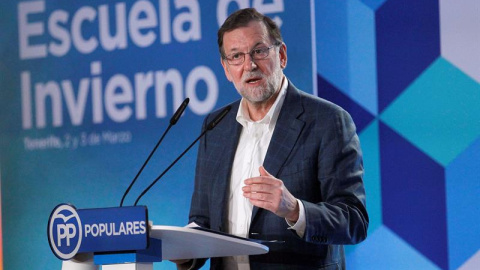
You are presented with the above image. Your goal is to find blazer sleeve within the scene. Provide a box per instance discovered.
[302,107,369,245]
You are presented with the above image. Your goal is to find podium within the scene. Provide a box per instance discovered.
[150,225,268,260]
[61,225,268,270]
[49,204,268,269]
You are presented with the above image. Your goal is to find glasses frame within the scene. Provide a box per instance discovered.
[223,43,280,66]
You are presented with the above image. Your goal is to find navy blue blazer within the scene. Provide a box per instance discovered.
[189,81,368,269]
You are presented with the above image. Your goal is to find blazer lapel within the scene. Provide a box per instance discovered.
[210,102,242,231]
[251,82,306,220]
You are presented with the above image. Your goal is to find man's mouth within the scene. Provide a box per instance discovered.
[246,77,262,84]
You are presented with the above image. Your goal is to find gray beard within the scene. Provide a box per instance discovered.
[238,71,283,104]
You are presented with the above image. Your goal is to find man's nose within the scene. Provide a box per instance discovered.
[243,54,258,71]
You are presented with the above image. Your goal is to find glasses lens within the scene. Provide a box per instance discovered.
[252,47,270,60]
[226,53,244,65]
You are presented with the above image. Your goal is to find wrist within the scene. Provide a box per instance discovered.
[286,200,300,222]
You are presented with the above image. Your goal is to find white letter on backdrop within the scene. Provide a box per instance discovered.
[186,66,218,115]
[18,1,47,59]
[48,10,71,57]
[71,6,98,54]
[129,0,158,47]
[99,3,128,51]
[173,0,201,43]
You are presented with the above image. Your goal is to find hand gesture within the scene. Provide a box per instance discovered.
[243,166,299,222]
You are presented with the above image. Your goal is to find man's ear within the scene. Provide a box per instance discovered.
[279,43,287,69]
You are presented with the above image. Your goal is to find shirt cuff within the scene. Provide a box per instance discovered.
[286,199,306,238]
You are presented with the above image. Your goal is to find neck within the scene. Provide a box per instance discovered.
[246,99,274,121]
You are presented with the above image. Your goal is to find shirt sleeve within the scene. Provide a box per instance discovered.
[285,199,306,238]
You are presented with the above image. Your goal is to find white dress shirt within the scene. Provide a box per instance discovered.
[224,78,306,269]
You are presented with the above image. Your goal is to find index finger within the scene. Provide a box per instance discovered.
[244,176,278,185]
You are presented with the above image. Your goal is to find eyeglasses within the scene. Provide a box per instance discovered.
[223,44,278,66]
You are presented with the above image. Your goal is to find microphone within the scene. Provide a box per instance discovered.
[170,98,189,125]
[133,105,232,206]
[207,106,230,130]
[119,98,190,207]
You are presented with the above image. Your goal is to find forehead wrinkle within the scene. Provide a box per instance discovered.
[223,21,270,54]
[225,41,268,56]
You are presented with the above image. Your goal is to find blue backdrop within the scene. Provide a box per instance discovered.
[1,0,479,269]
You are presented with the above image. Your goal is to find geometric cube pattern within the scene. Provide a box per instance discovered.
[375,0,441,113]
[380,122,448,269]
[315,0,480,269]
[346,225,442,270]
[381,58,480,166]
[440,0,480,84]
[446,138,480,269]
[316,0,379,115]
[458,250,480,270]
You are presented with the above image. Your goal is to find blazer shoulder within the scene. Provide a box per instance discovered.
[207,100,240,119]
[201,99,240,129]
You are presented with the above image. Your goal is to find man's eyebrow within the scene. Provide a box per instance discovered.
[224,45,242,56]
[227,47,240,53]
[252,42,265,48]
[226,41,267,55]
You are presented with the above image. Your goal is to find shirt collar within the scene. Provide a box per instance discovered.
[236,76,288,131]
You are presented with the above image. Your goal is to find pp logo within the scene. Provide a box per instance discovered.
[48,204,82,260]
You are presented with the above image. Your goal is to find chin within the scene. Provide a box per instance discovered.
[246,92,275,104]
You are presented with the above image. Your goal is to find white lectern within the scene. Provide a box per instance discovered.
[62,225,268,270]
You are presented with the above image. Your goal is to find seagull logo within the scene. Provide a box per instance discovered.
[55,213,76,223]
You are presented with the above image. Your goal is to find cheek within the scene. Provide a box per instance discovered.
[229,70,243,83]
[222,62,236,82]
[262,61,277,74]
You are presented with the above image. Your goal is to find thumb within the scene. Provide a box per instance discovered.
[259,166,272,177]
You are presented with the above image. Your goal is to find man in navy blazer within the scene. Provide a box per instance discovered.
[182,8,368,270]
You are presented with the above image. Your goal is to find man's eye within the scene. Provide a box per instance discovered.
[231,53,243,59]
[253,48,267,55]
